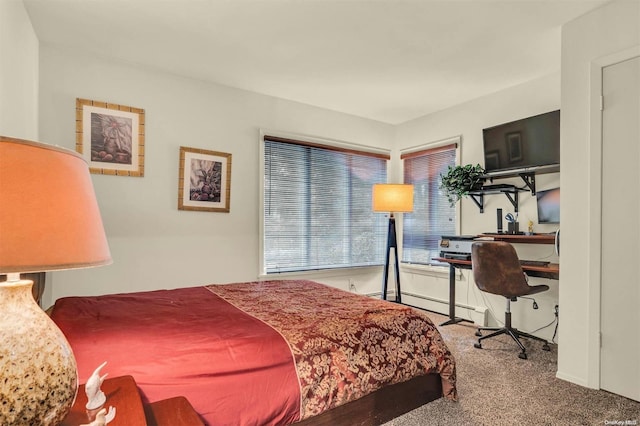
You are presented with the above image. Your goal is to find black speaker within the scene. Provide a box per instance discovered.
[497,208,503,233]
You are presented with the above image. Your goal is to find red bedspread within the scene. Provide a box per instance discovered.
[51,280,457,425]
[51,286,301,425]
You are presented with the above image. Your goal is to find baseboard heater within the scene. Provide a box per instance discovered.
[366,291,487,326]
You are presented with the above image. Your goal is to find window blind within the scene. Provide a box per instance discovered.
[401,143,457,265]
[263,137,388,273]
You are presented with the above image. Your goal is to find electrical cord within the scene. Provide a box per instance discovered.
[537,247,558,261]
[528,316,558,344]
[476,286,505,327]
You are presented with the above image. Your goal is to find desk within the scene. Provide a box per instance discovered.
[479,233,556,245]
[433,257,559,326]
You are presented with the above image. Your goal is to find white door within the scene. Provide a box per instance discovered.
[601,55,640,402]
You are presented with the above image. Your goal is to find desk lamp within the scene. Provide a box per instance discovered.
[372,183,413,303]
[0,136,111,425]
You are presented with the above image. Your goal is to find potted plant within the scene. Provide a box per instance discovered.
[440,163,485,206]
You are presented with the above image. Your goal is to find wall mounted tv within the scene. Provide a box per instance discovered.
[482,110,560,175]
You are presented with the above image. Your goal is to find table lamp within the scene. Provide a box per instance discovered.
[0,136,112,425]
[372,183,413,303]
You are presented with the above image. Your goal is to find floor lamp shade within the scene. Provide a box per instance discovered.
[372,184,414,213]
[0,136,112,425]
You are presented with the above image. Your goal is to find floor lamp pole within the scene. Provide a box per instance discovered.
[381,213,401,303]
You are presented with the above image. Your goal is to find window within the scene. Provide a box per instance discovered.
[401,140,458,265]
[263,135,389,274]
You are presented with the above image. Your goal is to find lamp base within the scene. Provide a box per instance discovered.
[381,215,402,303]
[0,279,78,425]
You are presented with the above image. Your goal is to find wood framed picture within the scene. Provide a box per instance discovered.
[76,98,145,176]
[178,146,232,213]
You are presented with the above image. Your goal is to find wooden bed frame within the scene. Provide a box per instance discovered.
[297,374,442,425]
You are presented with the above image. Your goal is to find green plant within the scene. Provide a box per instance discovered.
[440,163,485,206]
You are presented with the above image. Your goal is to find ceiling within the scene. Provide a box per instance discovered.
[23,0,607,125]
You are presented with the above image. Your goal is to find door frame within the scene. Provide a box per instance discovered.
[588,45,640,389]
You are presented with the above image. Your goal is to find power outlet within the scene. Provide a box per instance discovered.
[348,280,357,292]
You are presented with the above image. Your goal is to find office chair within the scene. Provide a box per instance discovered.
[471,241,551,359]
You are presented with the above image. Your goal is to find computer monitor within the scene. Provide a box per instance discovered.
[536,187,560,224]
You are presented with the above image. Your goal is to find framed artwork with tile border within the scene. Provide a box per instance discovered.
[76,98,145,176]
[178,146,232,213]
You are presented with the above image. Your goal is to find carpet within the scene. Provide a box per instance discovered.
[384,311,640,426]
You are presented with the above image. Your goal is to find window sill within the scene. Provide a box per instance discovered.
[258,265,381,280]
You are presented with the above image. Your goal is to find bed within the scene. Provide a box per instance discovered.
[50,280,456,425]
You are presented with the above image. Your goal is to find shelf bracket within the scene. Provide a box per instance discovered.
[519,173,536,194]
[469,193,484,213]
[504,191,519,212]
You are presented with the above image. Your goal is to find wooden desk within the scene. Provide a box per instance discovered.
[433,256,559,326]
[478,233,556,245]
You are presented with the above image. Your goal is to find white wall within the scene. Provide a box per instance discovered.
[559,0,640,388]
[38,45,394,307]
[394,73,561,341]
[0,0,38,139]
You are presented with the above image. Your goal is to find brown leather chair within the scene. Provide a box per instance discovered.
[471,241,551,359]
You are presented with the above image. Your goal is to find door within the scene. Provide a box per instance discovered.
[601,55,640,401]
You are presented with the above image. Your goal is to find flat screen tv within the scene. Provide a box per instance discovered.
[482,110,560,174]
[536,187,560,224]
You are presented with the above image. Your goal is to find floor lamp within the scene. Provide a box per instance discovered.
[373,184,414,303]
[0,136,112,425]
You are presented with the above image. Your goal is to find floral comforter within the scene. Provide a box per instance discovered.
[206,279,457,419]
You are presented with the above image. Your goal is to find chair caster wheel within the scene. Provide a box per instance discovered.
[474,342,482,349]
[475,330,482,337]
[542,343,551,351]
[518,352,528,360]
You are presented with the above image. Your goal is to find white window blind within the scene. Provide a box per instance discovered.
[401,143,457,265]
[263,136,389,273]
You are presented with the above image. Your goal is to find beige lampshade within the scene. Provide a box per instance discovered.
[0,136,112,273]
[372,183,414,213]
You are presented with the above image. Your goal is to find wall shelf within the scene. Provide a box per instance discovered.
[468,185,524,213]
[467,171,539,213]
[486,171,537,193]
[462,164,559,213]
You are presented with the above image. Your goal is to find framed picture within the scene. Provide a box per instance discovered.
[178,146,232,213]
[505,131,522,163]
[76,98,145,176]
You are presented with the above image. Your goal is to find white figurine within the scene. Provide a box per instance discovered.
[85,361,108,410]
[80,406,116,426]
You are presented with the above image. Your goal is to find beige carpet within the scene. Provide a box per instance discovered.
[384,311,640,426]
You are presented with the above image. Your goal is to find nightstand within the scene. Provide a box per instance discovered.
[61,375,146,426]
[145,396,205,426]
[60,375,204,426]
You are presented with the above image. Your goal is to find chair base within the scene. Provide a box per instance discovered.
[474,326,551,359]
